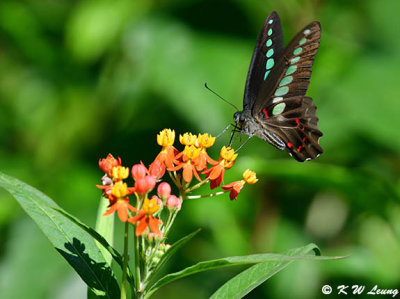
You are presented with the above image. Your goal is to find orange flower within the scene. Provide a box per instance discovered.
[222,180,245,200]
[203,146,238,189]
[149,159,165,180]
[103,197,137,222]
[102,181,136,222]
[99,154,121,177]
[193,133,217,171]
[153,129,178,168]
[222,169,258,200]
[128,197,163,236]
[169,145,202,183]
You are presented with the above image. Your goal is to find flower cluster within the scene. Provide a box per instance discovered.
[97,129,258,238]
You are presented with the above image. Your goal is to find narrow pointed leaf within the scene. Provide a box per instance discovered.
[53,207,124,267]
[0,171,120,298]
[210,243,326,298]
[146,243,344,297]
[53,207,135,289]
[144,229,201,289]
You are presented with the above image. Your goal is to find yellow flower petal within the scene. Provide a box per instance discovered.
[179,132,197,146]
[183,145,201,160]
[220,146,238,162]
[243,169,258,184]
[143,197,160,215]
[197,133,215,148]
[157,129,175,147]
[112,166,129,180]
[111,181,128,198]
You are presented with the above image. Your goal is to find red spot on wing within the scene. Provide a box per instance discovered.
[297,145,304,152]
[295,118,300,127]
[301,126,305,131]
[303,137,306,142]
[262,108,269,119]
[287,142,292,148]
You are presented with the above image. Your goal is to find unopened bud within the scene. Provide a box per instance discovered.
[157,182,171,200]
[165,195,182,211]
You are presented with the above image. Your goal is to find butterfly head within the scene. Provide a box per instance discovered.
[233,111,245,126]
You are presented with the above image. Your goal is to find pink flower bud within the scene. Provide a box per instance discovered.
[157,182,171,200]
[131,163,147,180]
[135,175,156,194]
[165,195,182,211]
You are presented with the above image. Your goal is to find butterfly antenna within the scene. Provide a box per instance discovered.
[204,82,239,111]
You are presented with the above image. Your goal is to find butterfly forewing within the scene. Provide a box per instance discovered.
[251,17,323,161]
[243,11,284,111]
[253,22,321,113]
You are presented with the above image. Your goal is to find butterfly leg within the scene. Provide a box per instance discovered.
[229,124,241,146]
[216,123,234,139]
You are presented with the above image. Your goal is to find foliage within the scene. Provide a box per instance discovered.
[0,0,400,298]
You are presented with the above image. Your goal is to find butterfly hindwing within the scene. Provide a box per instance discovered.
[255,96,323,161]
[243,11,284,111]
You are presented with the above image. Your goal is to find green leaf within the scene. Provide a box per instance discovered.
[146,243,344,297]
[0,171,120,298]
[210,243,324,298]
[53,207,135,289]
[53,207,123,265]
[144,229,201,289]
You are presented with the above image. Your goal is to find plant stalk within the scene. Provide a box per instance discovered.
[121,222,129,299]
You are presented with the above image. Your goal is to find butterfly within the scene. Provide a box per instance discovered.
[233,11,323,162]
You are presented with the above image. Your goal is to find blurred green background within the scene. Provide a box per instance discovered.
[1,0,399,298]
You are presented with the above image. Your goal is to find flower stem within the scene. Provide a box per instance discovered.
[163,209,178,237]
[134,231,142,295]
[184,178,210,193]
[168,171,181,189]
[186,191,227,199]
[120,222,129,299]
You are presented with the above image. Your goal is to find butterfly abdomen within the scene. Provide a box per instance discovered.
[239,110,286,150]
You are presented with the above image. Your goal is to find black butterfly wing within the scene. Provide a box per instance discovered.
[252,22,323,161]
[243,11,284,111]
[257,96,323,161]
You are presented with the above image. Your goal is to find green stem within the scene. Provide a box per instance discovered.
[163,209,178,236]
[184,178,210,193]
[120,222,129,299]
[134,231,142,296]
[186,191,227,199]
[168,171,181,189]
[142,209,178,288]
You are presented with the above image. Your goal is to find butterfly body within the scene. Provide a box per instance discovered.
[234,11,323,162]
[234,110,286,150]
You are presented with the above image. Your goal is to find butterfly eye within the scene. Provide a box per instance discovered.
[234,112,240,123]
[234,112,245,124]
